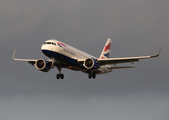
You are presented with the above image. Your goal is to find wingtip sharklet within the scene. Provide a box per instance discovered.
[158,47,162,55]
[12,49,16,59]
[151,47,162,58]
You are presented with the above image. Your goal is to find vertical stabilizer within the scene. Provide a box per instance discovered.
[99,38,112,59]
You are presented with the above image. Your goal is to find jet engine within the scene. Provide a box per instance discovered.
[84,58,100,69]
[35,59,51,72]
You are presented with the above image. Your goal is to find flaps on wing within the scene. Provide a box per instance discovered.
[108,66,135,69]
[28,61,36,66]
[98,58,139,66]
[98,47,162,66]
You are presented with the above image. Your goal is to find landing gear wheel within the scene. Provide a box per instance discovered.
[56,67,64,79]
[88,74,91,79]
[60,74,64,79]
[93,74,96,79]
[56,74,60,79]
[56,74,64,79]
[88,71,96,79]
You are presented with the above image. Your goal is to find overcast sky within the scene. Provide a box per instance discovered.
[0,0,169,120]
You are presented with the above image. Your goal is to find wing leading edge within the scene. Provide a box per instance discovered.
[98,47,162,66]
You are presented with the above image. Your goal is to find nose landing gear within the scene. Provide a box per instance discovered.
[56,67,64,79]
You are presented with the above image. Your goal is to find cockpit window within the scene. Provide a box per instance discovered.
[44,42,56,46]
[52,43,56,45]
[47,42,51,44]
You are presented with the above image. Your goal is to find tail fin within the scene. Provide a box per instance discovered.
[99,38,112,59]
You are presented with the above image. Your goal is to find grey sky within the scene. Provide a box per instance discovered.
[0,0,169,120]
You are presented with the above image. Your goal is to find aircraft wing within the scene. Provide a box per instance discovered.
[12,49,73,67]
[13,58,37,65]
[98,47,162,66]
[12,49,54,65]
[12,50,36,65]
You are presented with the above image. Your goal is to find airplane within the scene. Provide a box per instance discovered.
[12,38,161,79]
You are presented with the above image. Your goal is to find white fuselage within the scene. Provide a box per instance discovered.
[41,39,112,74]
[12,38,160,79]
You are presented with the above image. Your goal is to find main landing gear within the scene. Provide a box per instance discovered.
[56,74,64,79]
[56,67,64,79]
[88,71,96,79]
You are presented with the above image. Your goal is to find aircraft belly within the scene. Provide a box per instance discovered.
[42,49,101,72]
[42,50,83,68]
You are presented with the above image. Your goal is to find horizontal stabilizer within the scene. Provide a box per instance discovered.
[108,66,135,69]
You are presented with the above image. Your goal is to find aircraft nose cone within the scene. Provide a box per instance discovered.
[41,44,46,50]
[41,45,52,57]
[41,45,46,54]
[41,44,53,50]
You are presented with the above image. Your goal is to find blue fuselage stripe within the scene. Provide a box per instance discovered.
[42,50,82,67]
[42,50,102,74]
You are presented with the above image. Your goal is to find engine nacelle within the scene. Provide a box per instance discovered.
[84,58,100,69]
[35,59,51,72]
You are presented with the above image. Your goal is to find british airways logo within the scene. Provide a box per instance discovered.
[104,53,110,58]
[104,43,111,52]
[100,53,110,59]
[57,42,66,47]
